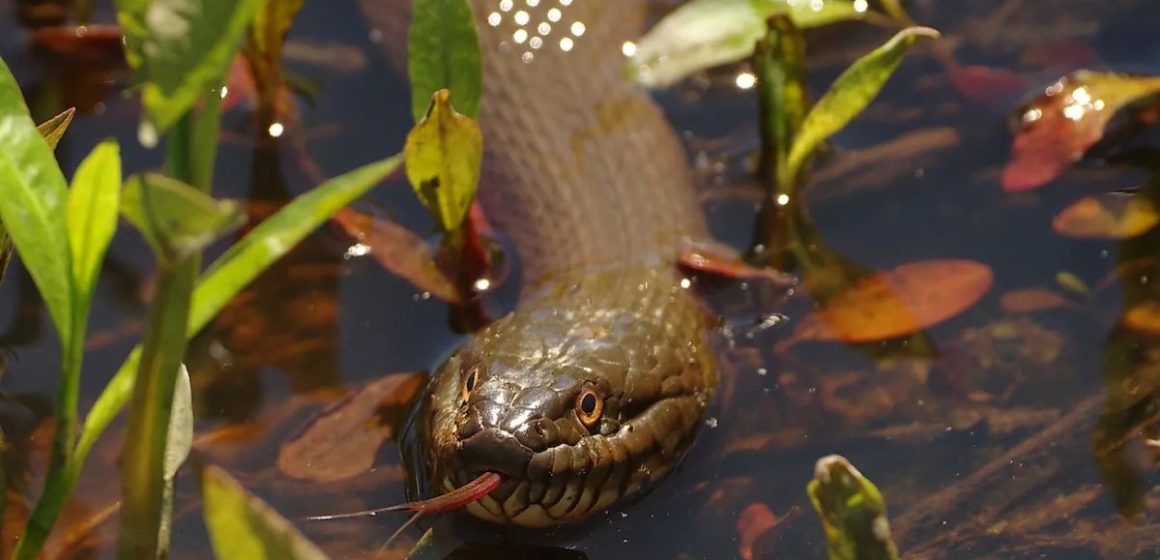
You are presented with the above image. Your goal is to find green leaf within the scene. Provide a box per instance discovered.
[404,90,482,233]
[630,0,868,88]
[251,0,304,60]
[408,0,481,121]
[807,455,901,560]
[203,464,331,560]
[0,55,74,341]
[121,173,245,264]
[786,26,939,177]
[72,154,403,502]
[37,107,76,150]
[112,0,152,71]
[158,363,193,557]
[67,140,122,303]
[136,0,269,137]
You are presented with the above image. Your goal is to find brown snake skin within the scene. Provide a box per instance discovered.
[367,0,721,527]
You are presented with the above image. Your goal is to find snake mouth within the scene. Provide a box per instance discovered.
[454,428,535,484]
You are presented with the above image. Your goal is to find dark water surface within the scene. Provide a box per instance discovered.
[4,1,1160,558]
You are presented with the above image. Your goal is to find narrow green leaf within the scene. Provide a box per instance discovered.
[112,0,152,71]
[251,0,305,60]
[158,364,193,557]
[630,0,867,88]
[754,14,807,193]
[0,56,73,341]
[72,155,403,501]
[67,140,122,302]
[404,90,482,232]
[203,464,331,560]
[138,0,269,136]
[786,26,939,177]
[121,173,245,264]
[807,455,901,560]
[36,107,76,150]
[408,0,481,121]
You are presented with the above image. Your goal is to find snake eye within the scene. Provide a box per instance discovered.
[575,384,603,429]
[461,367,478,402]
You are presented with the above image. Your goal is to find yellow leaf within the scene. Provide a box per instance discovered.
[403,89,483,233]
[1052,194,1159,239]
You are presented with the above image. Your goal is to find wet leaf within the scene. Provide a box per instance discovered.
[158,364,193,557]
[1123,301,1160,334]
[404,90,483,233]
[1052,193,1159,239]
[277,372,425,482]
[678,239,796,285]
[408,0,481,121]
[1002,71,1160,192]
[202,464,331,560]
[0,55,73,340]
[630,0,868,88]
[67,140,122,306]
[250,0,303,61]
[36,107,76,150]
[332,208,461,303]
[808,455,900,560]
[787,26,940,177]
[999,288,1071,313]
[121,173,246,264]
[784,259,992,347]
[1055,271,1091,297]
[737,503,778,560]
[119,0,269,138]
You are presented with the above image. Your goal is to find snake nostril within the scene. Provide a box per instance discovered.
[514,417,556,452]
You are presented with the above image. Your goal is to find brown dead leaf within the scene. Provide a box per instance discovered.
[277,372,425,482]
[1002,71,1160,192]
[783,260,992,348]
[1052,194,1160,239]
[737,503,778,560]
[678,239,797,285]
[332,207,461,302]
[1000,288,1072,313]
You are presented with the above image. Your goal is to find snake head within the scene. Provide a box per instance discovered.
[423,282,717,528]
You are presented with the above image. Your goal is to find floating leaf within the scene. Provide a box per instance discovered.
[121,173,246,264]
[36,107,77,150]
[1000,288,1071,313]
[277,372,425,482]
[783,259,992,347]
[332,208,462,303]
[121,0,269,137]
[807,455,900,560]
[630,0,867,88]
[1123,301,1160,334]
[404,89,483,233]
[202,464,331,560]
[408,0,481,121]
[787,26,940,177]
[67,140,122,303]
[679,239,796,285]
[1002,71,1160,192]
[1052,193,1159,239]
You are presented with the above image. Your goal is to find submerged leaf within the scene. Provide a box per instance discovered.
[630,0,867,88]
[807,455,900,560]
[1002,71,1160,192]
[332,207,462,303]
[999,288,1072,313]
[787,26,940,177]
[408,0,481,121]
[202,464,331,560]
[36,107,77,149]
[121,173,246,264]
[404,90,483,233]
[277,372,425,482]
[784,259,992,347]
[1052,193,1159,239]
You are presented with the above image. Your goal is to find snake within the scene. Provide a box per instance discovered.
[389,0,721,528]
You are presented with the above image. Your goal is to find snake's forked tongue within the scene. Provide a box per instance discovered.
[303,471,502,547]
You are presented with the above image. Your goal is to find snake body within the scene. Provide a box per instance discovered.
[417,0,720,527]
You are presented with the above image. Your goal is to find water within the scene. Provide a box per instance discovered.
[2,0,1160,558]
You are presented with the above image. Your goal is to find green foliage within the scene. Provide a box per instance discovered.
[404,90,483,233]
[202,464,331,560]
[67,141,123,304]
[808,455,901,560]
[121,173,245,264]
[408,0,481,122]
[116,0,270,139]
[158,364,194,557]
[786,26,939,179]
[630,0,867,88]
